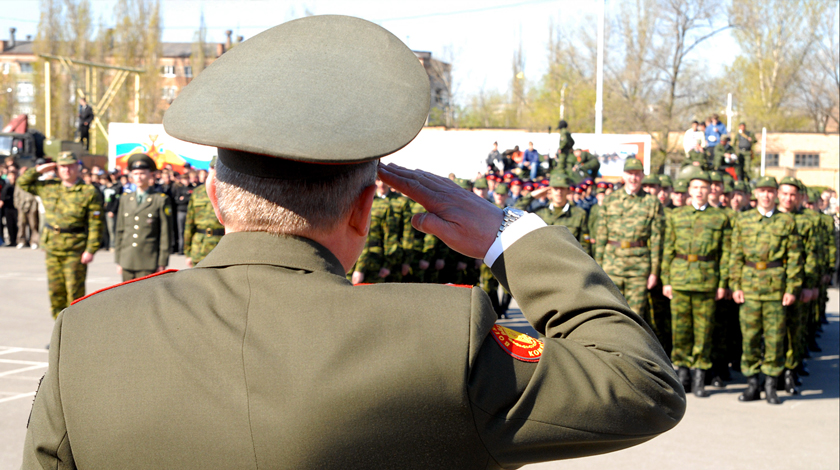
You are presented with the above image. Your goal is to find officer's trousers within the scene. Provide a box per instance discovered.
[122,269,156,282]
[740,299,785,377]
[45,252,86,318]
[670,290,714,370]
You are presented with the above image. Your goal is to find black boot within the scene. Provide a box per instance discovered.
[692,369,710,397]
[677,367,691,393]
[765,374,782,404]
[739,375,760,402]
[808,340,822,353]
[796,362,810,377]
[710,364,725,388]
[784,369,800,395]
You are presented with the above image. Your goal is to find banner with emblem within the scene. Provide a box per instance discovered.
[108,123,217,173]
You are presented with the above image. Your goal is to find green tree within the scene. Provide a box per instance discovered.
[727,0,828,131]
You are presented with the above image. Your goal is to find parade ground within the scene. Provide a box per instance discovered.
[1,247,837,469]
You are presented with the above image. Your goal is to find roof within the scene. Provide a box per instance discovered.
[1,41,34,55]
[162,42,221,58]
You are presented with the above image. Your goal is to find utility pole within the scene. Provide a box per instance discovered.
[595,0,605,134]
[726,93,734,133]
[559,82,567,121]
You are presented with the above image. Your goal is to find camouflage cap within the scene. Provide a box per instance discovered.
[779,176,801,191]
[623,157,644,171]
[658,174,673,188]
[733,181,747,193]
[754,175,778,189]
[709,172,723,183]
[473,177,488,189]
[549,173,572,188]
[689,171,711,183]
[723,182,734,194]
[722,172,734,184]
[455,178,472,190]
[673,179,689,193]
[127,153,157,171]
[163,15,429,179]
[596,186,607,194]
[494,183,509,195]
[56,151,77,165]
[641,174,660,186]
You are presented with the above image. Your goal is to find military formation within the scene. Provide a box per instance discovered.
[348,141,837,405]
[10,125,838,407]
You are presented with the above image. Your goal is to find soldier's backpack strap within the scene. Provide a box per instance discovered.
[71,269,178,306]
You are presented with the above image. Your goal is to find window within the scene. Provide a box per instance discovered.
[19,62,33,74]
[160,65,176,77]
[794,153,820,168]
[184,66,193,78]
[765,153,779,167]
[161,86,178,102]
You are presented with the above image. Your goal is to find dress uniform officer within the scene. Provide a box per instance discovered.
[23,16,684,469]
[16,151,103,318]
[184,156,225,267]
[661,170,731,397]
[729,176,802,405]
[114,153,172,281]
[596,157,666,346]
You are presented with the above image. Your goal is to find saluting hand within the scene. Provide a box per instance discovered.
[378,163,502,260]
[36,162,57,174]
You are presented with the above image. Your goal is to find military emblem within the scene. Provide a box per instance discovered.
[490,325,543,362]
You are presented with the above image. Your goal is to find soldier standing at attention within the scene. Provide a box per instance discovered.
[776,177,818,395]
[670,179,688,207]
[662,170,731,397]
[184,156,225,267]
[114,154,172,281]
[729,176,802,405]
[596,157,665,341]
[532,173,591,256]
[733,123,755,180]
[587,182,610,258]
[17,151,103,318]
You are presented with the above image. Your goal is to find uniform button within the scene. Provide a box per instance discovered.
[134,225,139,229]
[133,234,138,238]
[132,243,137,247]
[124,213,128,217]
[148,213,153,217]
[135,216,140,221]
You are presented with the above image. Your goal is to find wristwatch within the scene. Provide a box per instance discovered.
[496,207,526,238]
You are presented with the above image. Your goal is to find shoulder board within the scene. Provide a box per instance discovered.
[71,269,178,306]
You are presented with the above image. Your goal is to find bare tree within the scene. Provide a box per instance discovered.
[796,2,840,132]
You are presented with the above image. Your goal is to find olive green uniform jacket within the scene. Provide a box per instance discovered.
[114,189,172,271]
[23,228,685,469]
[17,168,103,255]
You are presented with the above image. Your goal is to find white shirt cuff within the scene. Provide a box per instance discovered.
[483,212,546,267]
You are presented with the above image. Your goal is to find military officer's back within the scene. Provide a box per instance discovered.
[23,16,684,469]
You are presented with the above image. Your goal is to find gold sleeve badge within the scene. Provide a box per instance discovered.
[490,325,543,362]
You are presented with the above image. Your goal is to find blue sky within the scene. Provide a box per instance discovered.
[0,0,739,102]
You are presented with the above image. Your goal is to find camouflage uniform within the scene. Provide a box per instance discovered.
[662,204,731,372]
[596,187,665,338]
[782,206,818,372]
[184,184,224,266]
[383,192,411,282]
[534,203,591,256]
[553,125,574,172]
[587,202,602,258]
[355,195,395,283]
[17,167,104,318]
[685,149,709,171]
[729,208,802,378]
[401,199,427,283]
[817,211,836,328]
[732,129,755,179]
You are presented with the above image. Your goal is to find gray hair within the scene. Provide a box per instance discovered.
[214,159,377,235]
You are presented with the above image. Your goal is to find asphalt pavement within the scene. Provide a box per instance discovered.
[1,246,838,469]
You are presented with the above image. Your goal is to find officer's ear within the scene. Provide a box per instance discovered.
[348,184,376,237]
[205,170,224,226]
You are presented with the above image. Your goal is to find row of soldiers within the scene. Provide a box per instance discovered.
[352,158,837,405]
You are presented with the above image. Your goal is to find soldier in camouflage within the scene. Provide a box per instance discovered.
[662,170,731,397]
[17,152,104,318]
[776,177,819,394]
[352,176,402,284]
[530,173,591,256]
[596,157,665,343]
[552,120,574,173]
[184,157,225,267]
[587,182,610,259]
[729,176,803,405]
